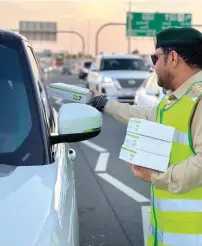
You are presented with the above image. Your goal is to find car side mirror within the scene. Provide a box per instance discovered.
[50,103,102,144]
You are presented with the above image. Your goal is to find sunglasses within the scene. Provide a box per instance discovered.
[151,53,165,65]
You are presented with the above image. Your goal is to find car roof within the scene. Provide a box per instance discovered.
[0,29,28,42]
[96,54,143,60]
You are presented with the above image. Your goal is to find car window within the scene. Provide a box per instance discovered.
[27,47,41,82]
[27,47,52,124]
[100,58,147,71]
[0,43,32,153]
[0,39,45,165]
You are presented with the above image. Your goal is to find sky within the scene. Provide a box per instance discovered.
[1,0,202,56]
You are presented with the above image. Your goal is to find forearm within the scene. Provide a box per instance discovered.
[104,100,150,124]
[151,153,202,194]
[92,95,156,124]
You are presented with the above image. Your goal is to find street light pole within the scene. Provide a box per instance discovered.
[87,21,90,55]
[95,22,126,56]
[11,29,85,56]
[58,30,85,55]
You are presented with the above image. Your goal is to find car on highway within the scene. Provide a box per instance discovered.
[78,60,92,80]
[134,71,167,107]
[0,29,102,246]
[62,65,72,75]
[86,54,150,103]
[52,56,64,67]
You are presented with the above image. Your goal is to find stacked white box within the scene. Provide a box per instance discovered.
[127,118,175,142]
[119,146,170,172]
[119,118,175,172]
[47,83,93,104]
[123,133,172,157]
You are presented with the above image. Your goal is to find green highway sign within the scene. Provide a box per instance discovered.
[126,12,192,37]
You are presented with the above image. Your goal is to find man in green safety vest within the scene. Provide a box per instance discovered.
[91,27,202,246]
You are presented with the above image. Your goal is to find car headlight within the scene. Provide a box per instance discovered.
[102,77,121,90]
[103,77,114,84]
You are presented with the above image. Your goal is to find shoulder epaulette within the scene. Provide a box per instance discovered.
[192,83,202,97]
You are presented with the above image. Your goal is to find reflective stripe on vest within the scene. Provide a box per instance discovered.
[149,224,202,246]
[173,130,189,145]
[153,197,202,212]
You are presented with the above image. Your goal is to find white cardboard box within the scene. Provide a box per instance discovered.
[124,133,172,157]
[47,83,93,104]
[119,145,169,172]
[127,118,175,142]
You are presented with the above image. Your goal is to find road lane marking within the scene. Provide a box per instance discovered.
[95,152,110,172]
[82,140,107,152]
[81,140,149,202]
[98,173,149,203]
[81,138,151,244]
[141,206,151,246]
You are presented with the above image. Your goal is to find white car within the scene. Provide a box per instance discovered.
[0,30,102,246]
[86,55,150,103]
[134,71,167,107]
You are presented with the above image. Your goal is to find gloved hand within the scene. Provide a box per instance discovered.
[90,88,108,112]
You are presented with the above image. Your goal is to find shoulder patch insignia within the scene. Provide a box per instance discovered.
[192,83,202,97]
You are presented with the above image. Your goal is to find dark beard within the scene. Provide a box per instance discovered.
[157,70,172,89]
[157,79,164,87]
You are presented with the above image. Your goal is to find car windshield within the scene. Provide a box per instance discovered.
[0,39,44,166]
[84,61,91,68]
[100,58,148,71]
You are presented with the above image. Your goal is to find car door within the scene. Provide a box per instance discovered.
[26,46,79,246]
[87,62,96,87]
[87,58,100,88]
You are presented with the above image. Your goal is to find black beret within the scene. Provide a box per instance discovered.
[154,27,202,49]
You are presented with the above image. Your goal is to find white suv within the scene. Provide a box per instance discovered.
[86,54,150,103]
[134,71,167,107]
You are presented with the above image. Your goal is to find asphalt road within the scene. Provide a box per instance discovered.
[46,72,151,246]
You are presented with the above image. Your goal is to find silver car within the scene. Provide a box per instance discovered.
[87,55,150,104]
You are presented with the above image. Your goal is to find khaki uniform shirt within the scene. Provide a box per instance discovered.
[104,71,202,194]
